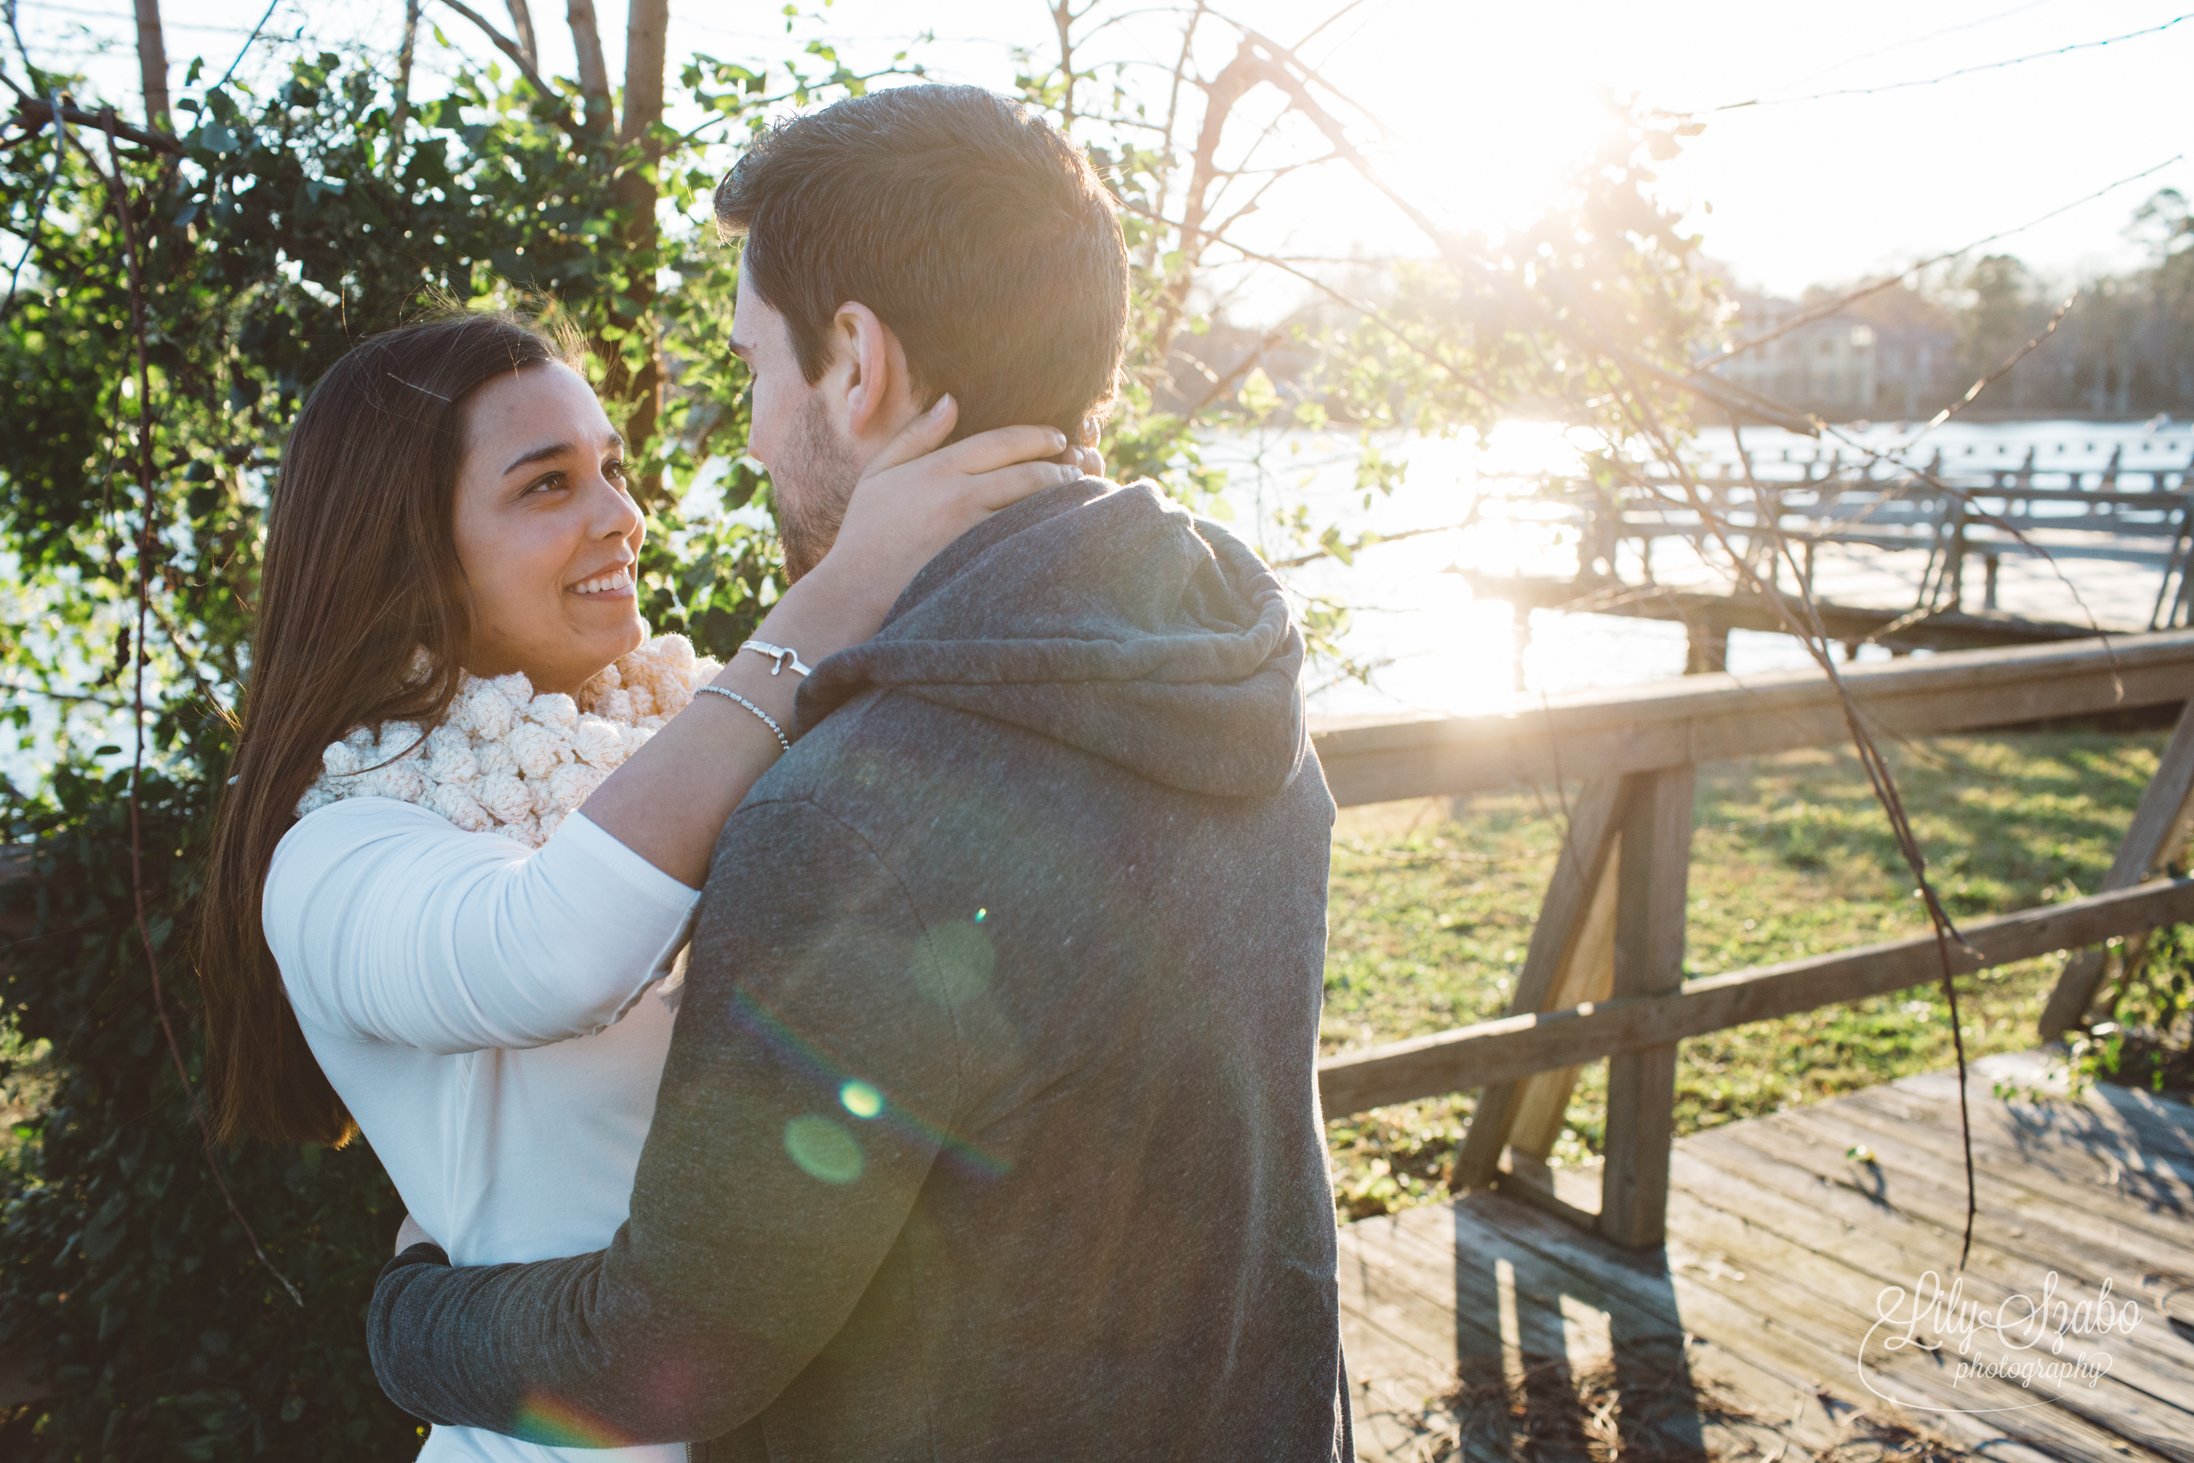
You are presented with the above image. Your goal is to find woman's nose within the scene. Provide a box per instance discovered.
[593,471,644,538]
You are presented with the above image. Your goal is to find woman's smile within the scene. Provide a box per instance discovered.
[568,565,636,599]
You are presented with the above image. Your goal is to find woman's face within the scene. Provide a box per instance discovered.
[451,362,645,696]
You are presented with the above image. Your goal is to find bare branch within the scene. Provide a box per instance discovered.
[1185,327,1285,414]
[1272,516,1479,570]
[503,0,538,69]
[1292,0,1371,52]
[436,0,554,100]
[1142,0,1206,273]
[0,680,130,710]
[7,98,178,154]
[1149,37,1265,360]
[1120,197,1501,408]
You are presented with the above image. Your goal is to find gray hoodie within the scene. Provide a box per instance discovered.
[369,479,1350,1461]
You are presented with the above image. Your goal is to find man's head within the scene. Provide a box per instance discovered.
[716,85,1130,578]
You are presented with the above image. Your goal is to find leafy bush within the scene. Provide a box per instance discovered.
[0,44,820,1457]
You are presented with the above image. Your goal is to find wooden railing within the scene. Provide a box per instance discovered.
[1310,630,2194,1248]
[5,636,2192,1287]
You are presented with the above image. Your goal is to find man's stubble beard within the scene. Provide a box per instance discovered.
[776,394,865,583]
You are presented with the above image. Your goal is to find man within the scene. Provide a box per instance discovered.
[370,84,1350,1461]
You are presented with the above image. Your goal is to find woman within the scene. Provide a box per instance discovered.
[195,312,1091,1461]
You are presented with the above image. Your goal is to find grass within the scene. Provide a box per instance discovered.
[1319,727,2171,1220]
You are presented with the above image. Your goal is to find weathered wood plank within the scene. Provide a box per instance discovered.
[1656,1177,2194,1454]
[1311,630,2194,809]
[1319,878,2194,1117]
[1429,1187,2132,1463]
[1801,1098,2194,1257]
[1361,1196,1875,1461]
[1602,766,1694,1248]
[1843,1084,2194,1195]
[1337,1214,1491,1359]
[1343,1058,2194,1463]
[1639,1186,2188,1461]
[2042,697,2194,1040]
[1706,1103,2194,1279]
[1489,850,1619,1164]
[1452,777,1626,1189]
[1669,1135,2194,1400]
[1844,1064,2194,1207]
[1894,1055,2194,1164]
[1676,1119,2194,1339]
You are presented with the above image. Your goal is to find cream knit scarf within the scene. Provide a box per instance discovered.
[296,634,722,847]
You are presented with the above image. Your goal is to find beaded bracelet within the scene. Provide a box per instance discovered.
[694,685,791,756]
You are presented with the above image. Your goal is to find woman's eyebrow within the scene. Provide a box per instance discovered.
[503,441,574,475]
[501,432,622,476]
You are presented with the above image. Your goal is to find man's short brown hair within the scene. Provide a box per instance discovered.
[714,85,1129,446]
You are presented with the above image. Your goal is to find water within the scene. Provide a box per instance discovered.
[10,418,2189,792]
[1203,418,2194,724]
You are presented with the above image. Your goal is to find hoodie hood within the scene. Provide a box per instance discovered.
[795,479,1309,799]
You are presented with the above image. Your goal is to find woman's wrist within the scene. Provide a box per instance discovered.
[745,563,891,669]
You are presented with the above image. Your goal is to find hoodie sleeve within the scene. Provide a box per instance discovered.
[367,797,963,1443]
[265,799,698,1054]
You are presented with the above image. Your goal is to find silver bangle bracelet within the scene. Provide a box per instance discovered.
[739,639,813,677]
[694,685,791,756]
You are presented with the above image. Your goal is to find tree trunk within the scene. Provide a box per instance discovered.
[504,0,540,69]
[133,0,170,129]
[387,0,422,180]
[1051,0,1076,132]
[620,0,666,150]
[1149,40,1262,373]
[607,0,670,502]
[566,0,613,136]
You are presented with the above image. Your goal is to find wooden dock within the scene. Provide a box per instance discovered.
[1483,436,2194,661]
[1338,1050,2194,1462]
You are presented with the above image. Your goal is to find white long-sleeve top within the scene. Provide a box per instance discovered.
[264,797,702,1463]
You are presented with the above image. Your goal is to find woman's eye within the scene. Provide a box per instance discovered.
[604,459,627,481]
[521,472,565,497]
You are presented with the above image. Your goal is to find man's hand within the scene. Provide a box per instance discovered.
[395,1213,437,1257]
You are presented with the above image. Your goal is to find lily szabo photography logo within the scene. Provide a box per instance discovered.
[1858,1270,2141,1413]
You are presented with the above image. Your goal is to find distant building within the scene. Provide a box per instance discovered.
[1715,316,1876,417]
[1709,284,1958,421]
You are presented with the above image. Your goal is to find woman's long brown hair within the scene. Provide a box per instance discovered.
[197,312,578,1145]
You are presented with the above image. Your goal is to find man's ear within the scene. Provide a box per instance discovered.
[831,301,915,442]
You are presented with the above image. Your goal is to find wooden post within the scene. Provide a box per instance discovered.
[1598,765,1695,1249]
[2039,697,2194,1041]
[1683,622,1729,675]
[1492,848,1619,1216]
[1943,504,1968,613]
[1452,777,1628,1188]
